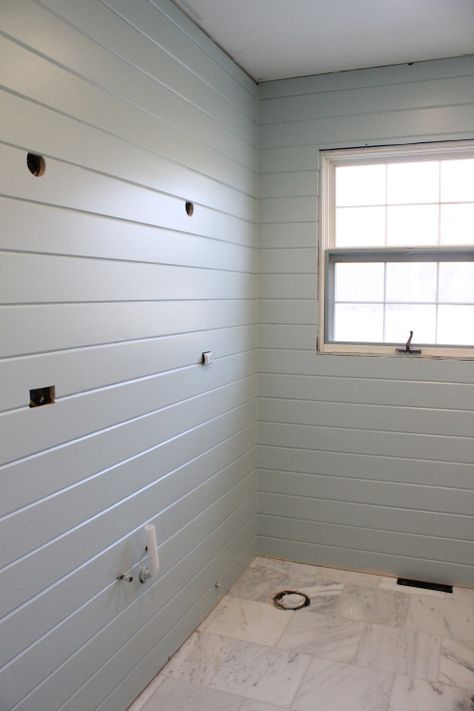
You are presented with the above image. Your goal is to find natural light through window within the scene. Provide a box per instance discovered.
[319,142,474,356]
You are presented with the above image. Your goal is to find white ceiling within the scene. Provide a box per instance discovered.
[173,0,474,82]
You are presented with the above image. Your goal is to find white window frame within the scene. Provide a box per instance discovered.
[318,141,474,358]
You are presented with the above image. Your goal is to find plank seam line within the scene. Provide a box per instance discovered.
[0,382,256,470]
[3,488,256,698]
[257,534,474,568]
[0,423,255,525]
[0,86,258,197]
[0,323,258,362]
[0,29,259,164]
[0,446,256,580]
[258,490,474,520]
[257,442,474,467]
[258,419,474,442]
[259,67,474,102]
[256,465,474,492]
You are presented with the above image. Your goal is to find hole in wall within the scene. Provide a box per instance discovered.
[29,385,55,408]
[27,153,46,177]
[185,201,194,217]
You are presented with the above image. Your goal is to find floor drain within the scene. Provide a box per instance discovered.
[273,590,310,610]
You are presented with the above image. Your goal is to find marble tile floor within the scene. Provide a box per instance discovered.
[129,557,474,711]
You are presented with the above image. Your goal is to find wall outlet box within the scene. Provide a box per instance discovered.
[202,350,213,365]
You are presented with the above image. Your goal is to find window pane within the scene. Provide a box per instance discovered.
[441,159,474,202]
[439,263,474,303]
[335,206,385,247]
[386,205,438,246]
[333,304,383,342]
[438,306,474,345]
[386,262,437,303]
[335,164,386,206]
[387,161,439,204]
[440,204,474,245]
[334,263,384,302]
[384,304,436,343]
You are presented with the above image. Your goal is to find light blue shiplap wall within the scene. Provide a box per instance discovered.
[258,56,474,587]
[0,1,258,709]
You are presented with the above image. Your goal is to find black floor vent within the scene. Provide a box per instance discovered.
[397,578,453,594]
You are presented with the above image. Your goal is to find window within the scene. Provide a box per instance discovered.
[318,141,474,357]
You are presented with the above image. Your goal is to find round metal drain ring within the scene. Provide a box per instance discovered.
[273,590,310,610]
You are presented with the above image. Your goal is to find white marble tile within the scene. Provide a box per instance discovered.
[316,565,382,587]
[439,638,474,690]
[141,678,245,711]
[230,565,294,603]
[241,701,290,711]
[357,624,440,681]
[159,631,236,686]
[453,586,474,604]
[379,577,449,598]
[292,657,393,711]
[277,611,366,663]
[209,639,311,706]
[297,580,344,614]
[388,675,474,711]
[336,585,409,626]
[250,557,319,579]
[406,595,474,641]
[203,595,293,646]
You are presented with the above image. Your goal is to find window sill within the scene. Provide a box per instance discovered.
[317,342,474,360]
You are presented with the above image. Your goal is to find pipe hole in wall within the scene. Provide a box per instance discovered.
[27,152,46,177]
[185,201,194,217]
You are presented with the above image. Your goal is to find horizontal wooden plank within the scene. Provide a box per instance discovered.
[0,325,257,412]
[260,146,318,173]
[259,325,315,350]
[0,426,255,572]
[258,470,474,518]
[0,33,256,174]
[258,372,474,410]
[3,0,257,146]
[258,515,474,566]
[0,447,255,668]
[260,55,474,99]
[259,491,474,541]
[0,300,258,358]
[259,397,474,437]
[257,445,474,490]
[1,493,256,710]
[0,144,256,248]
[0,385,256,519]
[0,418,255,658]
[260,222,316,249]
[0,353,256,466]
[260,171,316,198]
[0,255,257,306]
[260,299,316,325]
[261,104,474,149]
[259,349,474,385]
[260,275,316,300]
[0,39,257,195]
[259,421,474,464]
[0,197,257,266]
[258,537,474,587]
[104,0,258,100]
[261,75,474,124]
[260,196,317,224]
[0,92,257,220]
[260,249,316,273]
